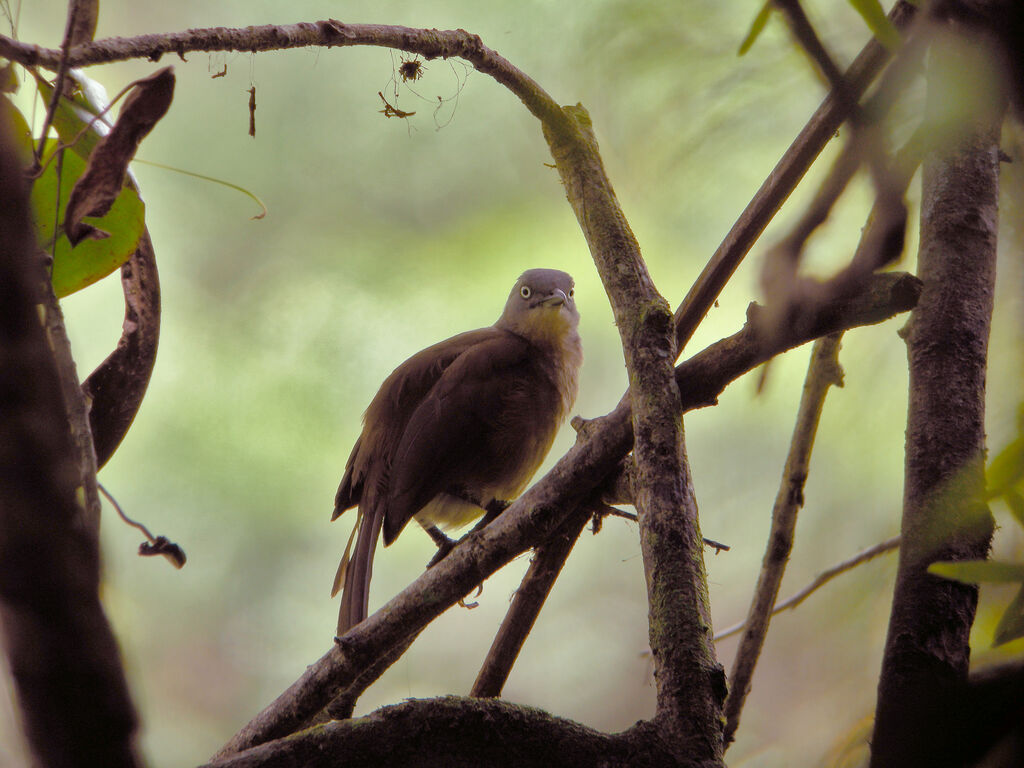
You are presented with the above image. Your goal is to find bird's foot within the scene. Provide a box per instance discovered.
[425,526,458,568]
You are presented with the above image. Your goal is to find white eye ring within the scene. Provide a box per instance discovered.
[520,286,532,299]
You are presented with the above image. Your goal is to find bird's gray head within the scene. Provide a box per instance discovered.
[496,269,580,346]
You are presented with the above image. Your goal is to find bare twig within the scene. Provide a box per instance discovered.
[723,333,844,746]
[772,0,859,115]
[671,1,918,353]
[713,536,901,641]
[98,483,185,569]
[31,2,79,169]
[471,506,591,699]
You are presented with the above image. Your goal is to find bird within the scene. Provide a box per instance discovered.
[331,268,583,634]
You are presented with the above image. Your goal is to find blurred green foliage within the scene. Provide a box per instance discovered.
[2,2,1022,767]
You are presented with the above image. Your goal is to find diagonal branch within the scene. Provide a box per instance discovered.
[672,1,918,353]
[471,505,592,699]
[714,535,901,641]
[723,332,844,747]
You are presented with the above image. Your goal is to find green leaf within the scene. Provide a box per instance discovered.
[31,144,145,298]
[987,438,1024,499]
[847,0,901,50]
[34,71,110,160]
[738,2,773,56]
[929,560,1024,584]
[1004,490,1024,529]
[993,584,1024,646]
[1,95,36,165]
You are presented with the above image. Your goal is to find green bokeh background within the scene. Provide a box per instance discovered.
[3,2,1023,766]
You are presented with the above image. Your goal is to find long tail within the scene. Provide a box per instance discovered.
[335,506,384,635]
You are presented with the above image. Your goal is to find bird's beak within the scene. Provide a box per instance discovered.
[539,289,568,308]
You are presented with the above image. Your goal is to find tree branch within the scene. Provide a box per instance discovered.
[0,99,143,768]
[205,697,676,768]
[671,1,918,353]
[0,22,574,133]
[542,103,725,761]
[471,505,592,699]
[714,536,900,641]
[870,16,1005,766]
[723,333,844,746]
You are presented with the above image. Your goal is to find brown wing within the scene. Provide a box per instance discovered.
[333,327,506,519]
[334,326,510,632]
[382,331,546,544]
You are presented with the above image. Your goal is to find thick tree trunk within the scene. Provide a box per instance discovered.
[0,101,143,768]
[870,22,1003,767]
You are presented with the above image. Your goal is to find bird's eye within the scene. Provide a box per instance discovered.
[568,288,575,299]
[520,286,532,299]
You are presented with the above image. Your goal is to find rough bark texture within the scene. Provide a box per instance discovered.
[723,334,843,745]
[471,506,591,698]
[870,21,1003,767]
[0,102,143,768]
[206,697,678,768]
[544,106,725,765]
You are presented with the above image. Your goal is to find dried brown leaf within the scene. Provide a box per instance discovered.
[64,67,175,245]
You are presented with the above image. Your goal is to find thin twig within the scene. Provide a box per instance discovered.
[592,503,730,552]
[671,1,918,353]
[714,535,901,642]
[98,482,157,544]
[98,482,186,568]
[32,2,80,169]
[757,17,931,337]
[471,507,591,699]
[723,333,844,746]
[772,0,860,116]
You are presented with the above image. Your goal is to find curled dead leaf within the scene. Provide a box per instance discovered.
[64,66,175,245]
